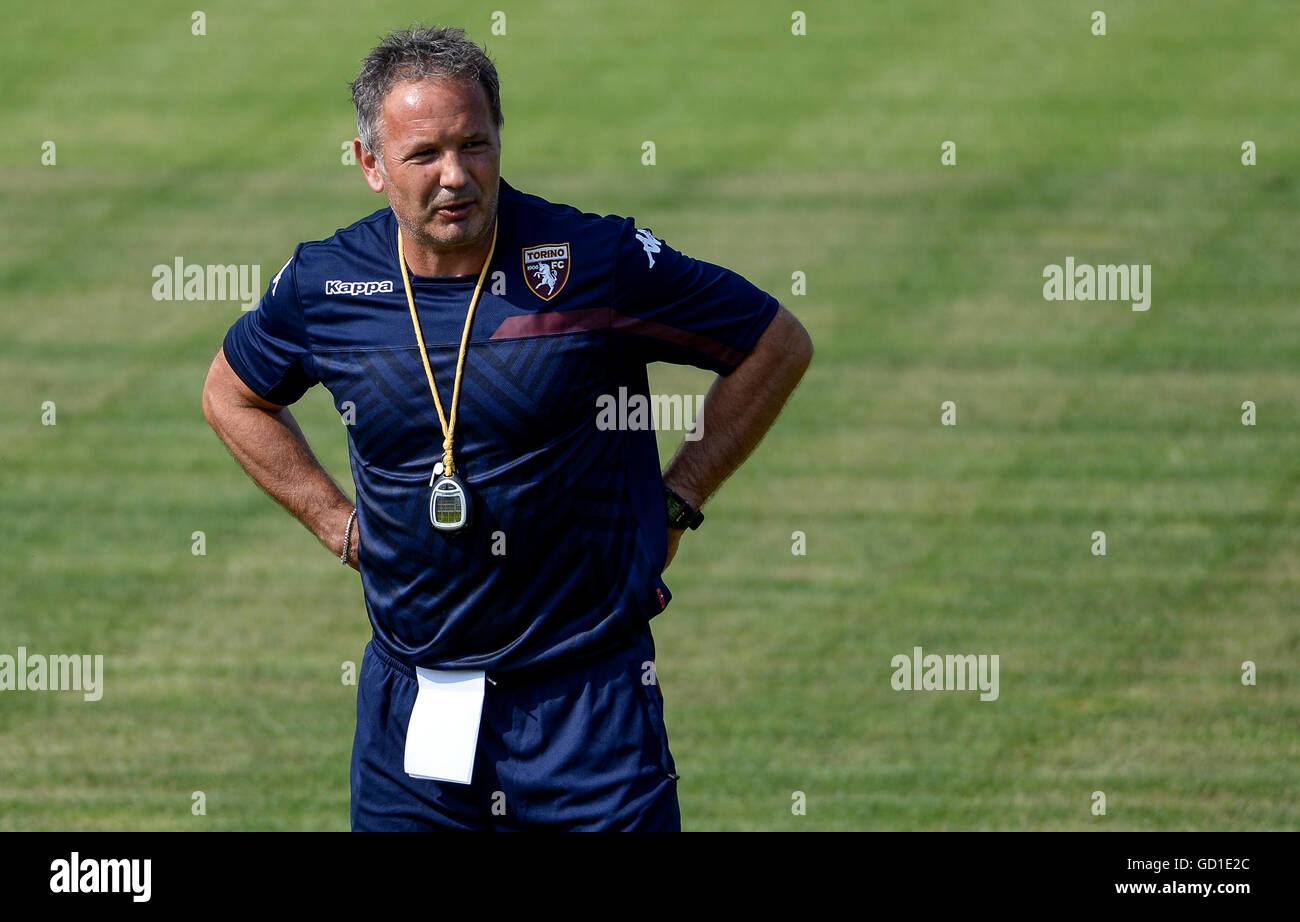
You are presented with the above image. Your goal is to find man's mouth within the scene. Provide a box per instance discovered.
[436,200,475,220]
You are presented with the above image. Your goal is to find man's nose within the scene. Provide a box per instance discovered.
[440,151,469,188]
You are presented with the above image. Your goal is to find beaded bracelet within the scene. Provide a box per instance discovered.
[340,507,358,565]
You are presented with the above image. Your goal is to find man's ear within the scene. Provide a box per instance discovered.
[355,139,385,193]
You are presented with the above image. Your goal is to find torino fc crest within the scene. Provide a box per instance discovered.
[522,243,570,301]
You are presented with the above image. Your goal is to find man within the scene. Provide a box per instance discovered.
[202,25,812,831]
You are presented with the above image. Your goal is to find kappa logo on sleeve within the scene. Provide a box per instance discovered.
[634,228,661,268]
[325,279,395,296]
[271,256,293,297]
[522,243,570,301]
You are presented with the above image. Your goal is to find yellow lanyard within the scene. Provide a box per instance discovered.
[397,219,498,476]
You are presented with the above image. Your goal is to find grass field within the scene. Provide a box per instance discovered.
[1,1,1297,830]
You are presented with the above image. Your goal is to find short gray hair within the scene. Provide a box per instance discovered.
[350,25,503,158]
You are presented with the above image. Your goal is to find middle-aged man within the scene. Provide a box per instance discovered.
[202,25,813,831]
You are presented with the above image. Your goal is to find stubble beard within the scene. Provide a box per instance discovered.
[394,177,499,259]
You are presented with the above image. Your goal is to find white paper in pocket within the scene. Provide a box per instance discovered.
[403,668,485,784]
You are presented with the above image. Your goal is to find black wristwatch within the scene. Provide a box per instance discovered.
[664,486,704,531]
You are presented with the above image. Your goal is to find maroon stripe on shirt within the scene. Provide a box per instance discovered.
[490,307,744,368]
[490,307,610,339]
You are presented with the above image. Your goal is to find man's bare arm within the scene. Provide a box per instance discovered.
[201,347,359,569]
[661,304,813,567]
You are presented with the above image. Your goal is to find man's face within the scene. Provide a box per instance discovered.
[361,77,501,259]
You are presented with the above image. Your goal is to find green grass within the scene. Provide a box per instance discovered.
[1,0,1296,830]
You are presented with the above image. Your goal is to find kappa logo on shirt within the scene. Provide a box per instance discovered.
[325,279,395,296]
[635,228,661,268]
[271,256,293,297]
[522,243,570,301]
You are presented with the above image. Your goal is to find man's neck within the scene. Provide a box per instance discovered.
[399,223,496,278]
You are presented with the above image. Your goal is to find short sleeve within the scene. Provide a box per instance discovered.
[221,249,318,406]
[610,220,779,375]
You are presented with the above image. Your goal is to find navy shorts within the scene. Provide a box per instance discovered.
[350,624,680,831]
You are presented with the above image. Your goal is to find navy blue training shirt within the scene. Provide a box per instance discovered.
[222,177,779,673]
